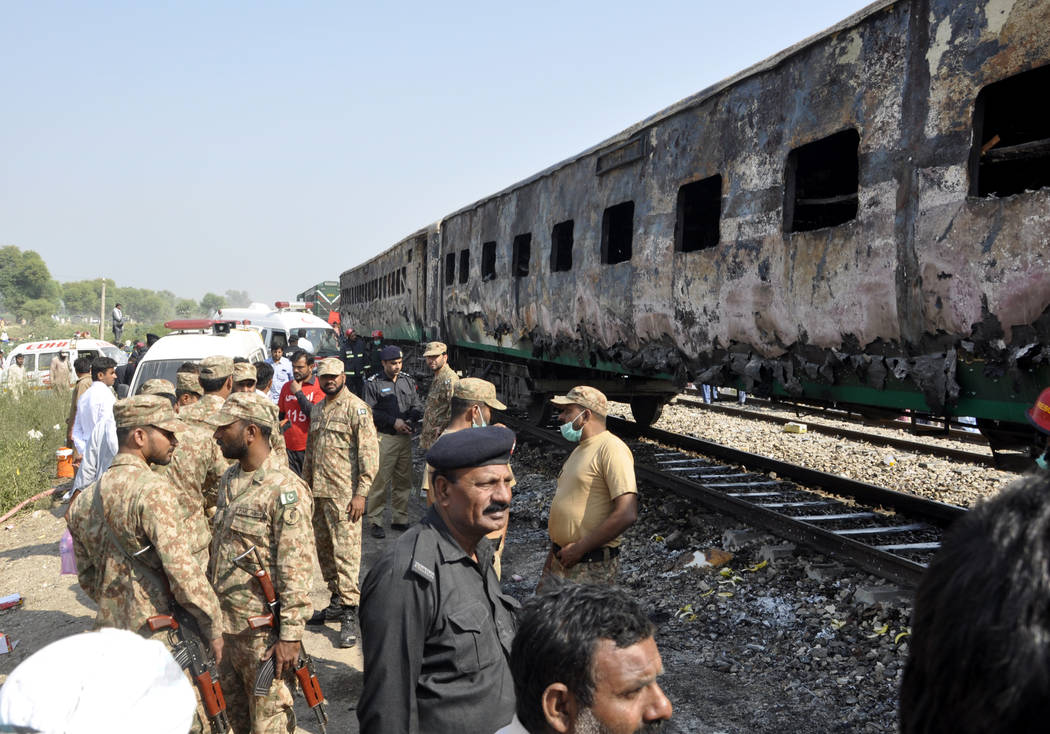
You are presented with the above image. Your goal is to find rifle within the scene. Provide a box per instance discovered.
[147,606,230,734]
[232,546,329,733]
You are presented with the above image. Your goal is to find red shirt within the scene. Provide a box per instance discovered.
[279,377,325,451]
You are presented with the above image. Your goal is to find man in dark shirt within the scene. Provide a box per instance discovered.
[278,350,324,475]
[358,425,519,734]
[362,345,423,537]
[340,327,369,397]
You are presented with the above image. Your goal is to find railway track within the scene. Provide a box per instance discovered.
[674,396,999,467]
[503,414,966,589]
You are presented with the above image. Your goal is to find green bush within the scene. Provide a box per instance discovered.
[0,388,68,516]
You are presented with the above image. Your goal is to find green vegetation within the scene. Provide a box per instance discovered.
[0,389,68,516]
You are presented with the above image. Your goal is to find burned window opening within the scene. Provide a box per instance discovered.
[601,201,634,264]
[550,220,574,272]
[459,249,470,284]
[512,234,532,278]
[676,175,722,252]
[784,129,859,233]
[482,241,497,281]
[971,64,1050,198]
[444,252,456,287]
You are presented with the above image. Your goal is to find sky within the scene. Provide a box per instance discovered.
[1,0,875,306]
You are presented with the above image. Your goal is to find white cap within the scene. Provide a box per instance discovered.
[0,628,195,734]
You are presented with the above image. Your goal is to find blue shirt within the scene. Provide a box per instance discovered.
[266,356,293,404]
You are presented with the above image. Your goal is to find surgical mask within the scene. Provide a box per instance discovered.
[1037,451,1048,471]
[560,411,586,443]
[471,408,488,428]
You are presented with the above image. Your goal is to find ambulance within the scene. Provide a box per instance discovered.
[2,337,127,390]
[213,302,340,357]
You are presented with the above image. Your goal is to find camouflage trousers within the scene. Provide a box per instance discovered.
[536,549,621,593]
[313,495,363,606]
[219,631,296,734]
[366,433,413,526]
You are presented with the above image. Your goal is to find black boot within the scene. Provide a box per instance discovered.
[339,606,359,648]
[306,594,343,625]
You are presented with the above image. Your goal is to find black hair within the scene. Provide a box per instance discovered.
[900,473,1050,733]
[511,582,656,732]
[289,349,313,366]
[176,361,200,374]
[73,356,92,375]
[253,361,274,386]
[449,396,485,420]
[90,356,117,381]
[198,375,229,393]
[232,356,248,364]
[115,426,133,446]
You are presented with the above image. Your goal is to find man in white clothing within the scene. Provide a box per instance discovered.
[71,357,118,457]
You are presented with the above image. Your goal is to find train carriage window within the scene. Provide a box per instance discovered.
[784,129,859,233]
[444,253,456,286]
[401,266,407,293]
[676,175,722,252]
[459,249,470,284]
[971,65,1050,198]
[512,234,531,278]
[550,220,574,272]
[601,201,634,264]
[482,241,497,280]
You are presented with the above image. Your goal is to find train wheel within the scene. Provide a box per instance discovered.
[630,396,665,426]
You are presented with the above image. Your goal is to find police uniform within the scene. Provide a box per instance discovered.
[419,341,459,450]
[301,358,380,643]
[206,393,317,734]
[65,395,223,734]
[362,345,424,532]
[357,427,520,734]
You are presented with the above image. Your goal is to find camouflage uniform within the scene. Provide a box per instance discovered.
[302,372,379,608]
[419,345,458,450]
[65,396,224,734]
[208,394,317,734]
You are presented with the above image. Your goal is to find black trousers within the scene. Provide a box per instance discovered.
[286,449,306,476]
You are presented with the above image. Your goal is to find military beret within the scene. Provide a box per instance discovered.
[422,341,447,357]
[232,362,257,383]
[199,355,233,380]
[113,395,187,433]
[379,345,402,361]
[454,378,507,410]
[205,391,279,429]
[175,371,203,396]
[138,378,176,399]
[317,357,344,377]
[425,425,515,470]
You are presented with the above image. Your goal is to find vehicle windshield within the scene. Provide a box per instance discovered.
[285,328,339,357]
[130,359,185,391]
[102,346,128,365]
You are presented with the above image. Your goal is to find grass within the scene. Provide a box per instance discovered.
[0,388,69,516]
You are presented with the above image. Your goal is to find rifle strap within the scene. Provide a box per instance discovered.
[92,477,171,598]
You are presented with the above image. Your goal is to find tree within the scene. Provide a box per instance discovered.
[0,246,59,315]
[224,289,252,308]
[175,299,197,317]
[21,298,56,321]
[200,293,225,315]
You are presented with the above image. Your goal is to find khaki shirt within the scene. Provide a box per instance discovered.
[548,430,637,548]
[66,453,224,640]
[67,375,92,432]
[301,387,379,500]
[420,364,458,450]
[210,451,315,641]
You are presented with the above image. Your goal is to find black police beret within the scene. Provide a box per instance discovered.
[426,426,516,470]
[379,345,403,361]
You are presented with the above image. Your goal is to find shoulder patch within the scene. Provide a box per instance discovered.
[284,506,300,526]
[279,489,298,506]
[358,407,367,415]
[411,560,436,583]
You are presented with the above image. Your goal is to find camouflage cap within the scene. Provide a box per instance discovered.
[175,371,203,396]
[232,361,257,383]
[453,377,507,410]
[317,357,344,377]
[550,385,608,417]
[138,378,176,398]
[205,391,279,429]
[422,341,447,357]
[199,355,233,380]
[113,395,187,433]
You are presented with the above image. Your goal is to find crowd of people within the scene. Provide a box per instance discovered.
[3,329,1050,733]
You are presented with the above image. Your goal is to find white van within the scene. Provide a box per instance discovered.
[213,302,339,358]
[128,320,266,396]
[3,337,127,390]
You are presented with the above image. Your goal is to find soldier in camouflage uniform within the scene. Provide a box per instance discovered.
[419,341,459,451]
[138,377,176,401]
[302,357,379,647]
[175,362,203,412]
[65,395,224,734]
[207,392,316,734]
[232,360,257,393]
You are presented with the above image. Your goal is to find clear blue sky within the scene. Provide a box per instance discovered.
[1,0,875,305]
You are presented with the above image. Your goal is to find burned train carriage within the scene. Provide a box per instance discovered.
[340,0,1050,448]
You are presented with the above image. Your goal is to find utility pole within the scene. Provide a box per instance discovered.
[99,280,106,340]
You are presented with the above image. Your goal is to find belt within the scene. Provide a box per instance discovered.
[551,541,620,564]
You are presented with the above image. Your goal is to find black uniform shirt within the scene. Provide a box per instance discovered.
[357,506,519,734]
[363,371,423,433]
